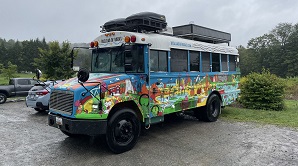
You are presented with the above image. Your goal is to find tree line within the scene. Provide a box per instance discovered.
[239,22,298,77]
[0,38,48,73]
[0,38,91,80]
[0,22,297,80]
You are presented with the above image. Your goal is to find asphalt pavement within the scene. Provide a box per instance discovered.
[0,101,298,166]
[5,97,25,103]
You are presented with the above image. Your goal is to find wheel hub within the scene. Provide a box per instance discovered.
[115,119,133,144]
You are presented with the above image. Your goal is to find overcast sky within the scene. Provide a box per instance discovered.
[1,0,297,47]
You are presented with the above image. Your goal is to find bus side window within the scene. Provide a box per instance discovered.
[221,54,228,71]
[190,51,200,72]
[212,53,220,72]
[229,55,237,71]
[202,52,211,72]
[158,51,167,71]
[150,50,167,72]
[150,50,158,72]
[170,49,188,72]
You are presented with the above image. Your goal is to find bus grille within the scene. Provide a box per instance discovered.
[50,90,74,115]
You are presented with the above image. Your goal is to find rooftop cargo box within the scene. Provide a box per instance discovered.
[125,12,167,32]
[172,24,231,44]
[103,18,126,32]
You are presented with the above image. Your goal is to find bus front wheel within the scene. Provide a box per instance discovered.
[106,108,141,154]
[194,94,221,122]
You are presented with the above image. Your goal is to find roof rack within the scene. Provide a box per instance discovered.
[102,18,126,32]
[172,24,231,44]
[102,12,167,33]
[101,13,231,45]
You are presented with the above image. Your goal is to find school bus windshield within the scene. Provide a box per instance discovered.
[91,46,124,72]
[91,45,144,73]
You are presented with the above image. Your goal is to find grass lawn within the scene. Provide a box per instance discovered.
[221,100,298,129]
[0,73,35,85]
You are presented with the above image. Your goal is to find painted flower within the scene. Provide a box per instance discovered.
[74,100,81,107]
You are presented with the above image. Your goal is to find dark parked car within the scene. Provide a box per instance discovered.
[0,78,37,104]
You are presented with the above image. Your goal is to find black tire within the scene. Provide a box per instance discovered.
[194,94,221,122]
[0,93,7,104]
[106,108,141,154]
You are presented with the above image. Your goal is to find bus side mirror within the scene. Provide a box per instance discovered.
[77,68,90,83]
[36,69,42,80]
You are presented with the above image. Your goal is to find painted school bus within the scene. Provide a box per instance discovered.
[48,13,240,153]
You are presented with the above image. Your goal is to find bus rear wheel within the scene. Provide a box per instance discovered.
[106,108,141,154]
[194,94,221,122]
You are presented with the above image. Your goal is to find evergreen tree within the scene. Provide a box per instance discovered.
[7,41,23,72]
[0,42,8,68]
[34,41,77,80]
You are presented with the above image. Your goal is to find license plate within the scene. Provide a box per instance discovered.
[30,95,35,99]
[56,117,63,125]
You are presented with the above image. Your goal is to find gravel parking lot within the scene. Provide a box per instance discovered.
[1,101,298,166]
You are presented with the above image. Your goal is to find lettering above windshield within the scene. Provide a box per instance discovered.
[101,37,122,43]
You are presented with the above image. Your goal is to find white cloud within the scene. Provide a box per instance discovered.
[0,0,297,46]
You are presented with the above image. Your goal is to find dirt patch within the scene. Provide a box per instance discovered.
[285,93,298,100]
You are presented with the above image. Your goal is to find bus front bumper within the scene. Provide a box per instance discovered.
[48,113,107,136]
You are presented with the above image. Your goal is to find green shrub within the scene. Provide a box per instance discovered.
[240,69,285,111]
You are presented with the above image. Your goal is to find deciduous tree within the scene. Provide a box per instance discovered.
[0,61,18,80]
[239,22,298,77]
[34,41,77,80]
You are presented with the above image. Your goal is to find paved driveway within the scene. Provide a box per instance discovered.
[0,102,298,166]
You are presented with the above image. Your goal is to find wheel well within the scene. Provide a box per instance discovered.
[0,90,8,97]
[107,101,144,122]
[209,91,222,106]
